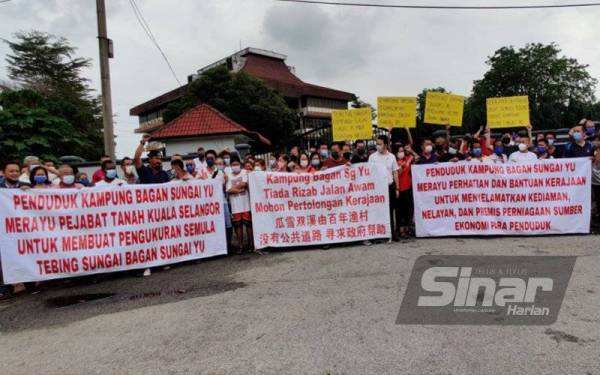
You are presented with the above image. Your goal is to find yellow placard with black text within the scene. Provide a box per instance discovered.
[377,97,417,128]
[424,92,464,127]
[332,108,372,141]
[486,96,530,128]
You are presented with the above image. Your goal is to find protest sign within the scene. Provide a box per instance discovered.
[332,107,373,141]
[424,91,464,127]
[0,180,227,283]
[487,96,530,128]
[377,97,417,128]
[249,164,391,249]
[411,159,591,237]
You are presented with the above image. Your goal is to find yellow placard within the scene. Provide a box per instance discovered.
[486,96,530,128]
[377,97,417,128]
[424,91,464,127]
[332,107,372,141]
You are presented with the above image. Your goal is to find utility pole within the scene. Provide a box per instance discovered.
[96,0,116,161]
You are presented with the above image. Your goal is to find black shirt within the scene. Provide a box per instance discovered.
[564,142,594,158]
[438,152,465,163]
[351,153,369,164]
[136,165,170,184]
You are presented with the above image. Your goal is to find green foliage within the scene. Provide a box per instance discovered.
[165,65,297,147]
[468,43,598,131]
[1,31,103,161]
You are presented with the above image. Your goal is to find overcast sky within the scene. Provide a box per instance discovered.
[2,0,600,157]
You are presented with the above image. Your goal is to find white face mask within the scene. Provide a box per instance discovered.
[231,166,241,174]
[448,147,457,155]
[300,159,309,168]
[62,175,75,185]
[397,152,405,160]
[254,166,262,171]
[424,145,433,154]
[518,143,528,152]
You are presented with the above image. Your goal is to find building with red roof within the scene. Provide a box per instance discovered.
[149,103,270,156]
[130,48,355,143]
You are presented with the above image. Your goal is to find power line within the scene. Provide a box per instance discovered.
[275,0,600,10]
[128,0,182,86]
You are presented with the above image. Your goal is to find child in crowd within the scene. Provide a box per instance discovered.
[226,157,255,254]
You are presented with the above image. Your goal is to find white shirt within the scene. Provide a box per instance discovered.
[488,153,508,163]
[95,178,127,186]
[368,151,399,185]
[226,170,250,214]
[193,158,207,174]
[508,151,538,163]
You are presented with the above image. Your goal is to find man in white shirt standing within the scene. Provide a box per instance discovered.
[508,134,538,163]
[168,159,194,183]
[193,147,207,175]
[368,135,400,243]
[95,160,127,186]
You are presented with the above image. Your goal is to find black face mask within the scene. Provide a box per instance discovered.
[343,152,352,160]
[502,137,511,145]
[435,144,445,153]
[331,152,339,160]
[357,148,366,155]
[197,153,205,161]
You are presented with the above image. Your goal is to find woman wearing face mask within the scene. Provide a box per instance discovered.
[489,139,508,163]
[416,139,438,164]
[29,166,51,189]
[295,153,312,173]
[396,144,415,238]
[309,152,322,172]
[268,156,277,171]
[254,159,266,172]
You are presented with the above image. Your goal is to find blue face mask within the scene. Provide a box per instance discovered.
[573,132,583,141]
[311,159,320,167]
[0,176,5,185]
[319,150,329,158]
[34,175,47,185]
[79,178,90,186]
[105,169,117,180]
[471,148,482,157]
[186,164,195,173]
[586,127,596,136]
[217,165,225,172]
[494,146,504,156]
[537,146,546,154]
[223,158,231,166]
[206,159,215,167]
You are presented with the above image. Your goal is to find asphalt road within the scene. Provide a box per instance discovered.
[0,236,598,375]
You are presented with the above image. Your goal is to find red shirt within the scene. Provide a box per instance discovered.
[92,168,105,184]
[322,158,346,169]
[397,155,414,192]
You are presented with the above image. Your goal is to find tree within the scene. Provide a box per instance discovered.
[0,90,84,161]
[163,65,297,148]
[468,43,598,131]
[1,31,103,160]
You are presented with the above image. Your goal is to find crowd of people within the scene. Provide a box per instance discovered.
[1,121,600,300]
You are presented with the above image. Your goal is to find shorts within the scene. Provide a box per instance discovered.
[232,211,251,225]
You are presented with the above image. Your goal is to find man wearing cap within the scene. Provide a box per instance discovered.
[134,134,170,184]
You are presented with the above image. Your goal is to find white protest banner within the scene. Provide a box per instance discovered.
[412,159,591,237]
[0,180,226,283]
[249,164,391,249]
